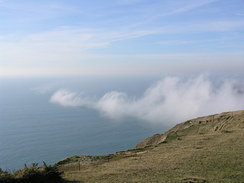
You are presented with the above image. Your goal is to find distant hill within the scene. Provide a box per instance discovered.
[58,110,244,183]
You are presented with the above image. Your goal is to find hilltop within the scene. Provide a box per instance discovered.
[58,110,244,183]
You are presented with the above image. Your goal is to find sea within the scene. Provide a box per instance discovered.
[0,76,167,170]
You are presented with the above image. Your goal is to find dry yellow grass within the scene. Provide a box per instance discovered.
[59,110,244,183]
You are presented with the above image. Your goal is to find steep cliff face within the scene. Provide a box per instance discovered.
[136,110,244,149]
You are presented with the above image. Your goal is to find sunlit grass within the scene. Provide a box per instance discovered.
[60,111,244,183]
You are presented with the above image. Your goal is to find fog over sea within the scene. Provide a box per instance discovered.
[0,76,166,170]
[1,75,244,170]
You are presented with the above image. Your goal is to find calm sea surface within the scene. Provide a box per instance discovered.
[0,76,167,170]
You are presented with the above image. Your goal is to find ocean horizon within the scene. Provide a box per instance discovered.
[1,74,244,170]
[0,76,166,170]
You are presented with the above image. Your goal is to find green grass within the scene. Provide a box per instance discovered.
[4,111,242,183]
[164,131,179,143]
[60,110,244,183]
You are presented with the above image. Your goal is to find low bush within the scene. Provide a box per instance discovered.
[0,162,64,183]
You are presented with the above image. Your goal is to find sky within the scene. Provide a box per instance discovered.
[0,0,244,76]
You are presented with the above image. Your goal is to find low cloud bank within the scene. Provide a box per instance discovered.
[50,89,92,107]
[49,75,244,124]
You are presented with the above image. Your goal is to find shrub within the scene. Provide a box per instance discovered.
[0,168,16,183]
[1,162,64,183]
[42,161,63,182]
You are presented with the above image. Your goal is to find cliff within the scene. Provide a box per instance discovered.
[58,110,244,183]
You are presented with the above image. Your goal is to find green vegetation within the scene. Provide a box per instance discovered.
[2,110,244,183]
[59,110,244,183]
[164,131,179,143]
[0,162,64,183]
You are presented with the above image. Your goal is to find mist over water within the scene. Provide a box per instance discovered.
[50,75,244,124]
[0,76,163,170]
[0,75,244,170]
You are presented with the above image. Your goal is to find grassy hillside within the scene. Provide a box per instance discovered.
[58,110,244,183]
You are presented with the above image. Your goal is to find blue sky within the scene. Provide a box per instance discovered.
[0,0,244,76]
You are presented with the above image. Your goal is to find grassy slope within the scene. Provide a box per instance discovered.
[60,110,244,183]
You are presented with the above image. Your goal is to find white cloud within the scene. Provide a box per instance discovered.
[0,27,156,69]
[50,89,93,107]
[159,0,219,17]
[158,20,244,34]
[49,75,244,124]
[96,91,131,119]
